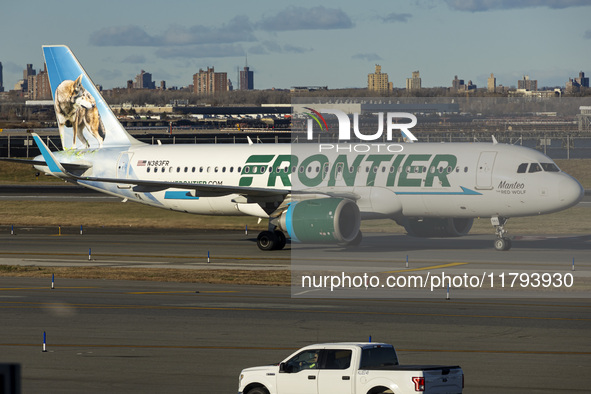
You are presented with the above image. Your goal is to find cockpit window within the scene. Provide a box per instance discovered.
[541,163,560,172]
[517,163,528,173]
[528,163,542,173]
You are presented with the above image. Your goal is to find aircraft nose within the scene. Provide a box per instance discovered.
[558,175,584,209]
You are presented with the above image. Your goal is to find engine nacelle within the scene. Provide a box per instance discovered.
[402,217,474,238]
[279,198,361,244]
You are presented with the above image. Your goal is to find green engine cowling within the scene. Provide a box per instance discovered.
[279,198,361,244]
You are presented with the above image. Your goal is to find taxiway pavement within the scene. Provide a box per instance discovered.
[0,228,590,393]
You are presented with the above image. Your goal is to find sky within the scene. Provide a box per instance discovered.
[2,0,591,91]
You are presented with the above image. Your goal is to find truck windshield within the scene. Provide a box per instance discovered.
[360,345,399,370]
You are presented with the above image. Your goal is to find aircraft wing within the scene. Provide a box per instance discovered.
[31,133,289,199]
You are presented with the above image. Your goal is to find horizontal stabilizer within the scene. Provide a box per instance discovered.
[0,157,92,172]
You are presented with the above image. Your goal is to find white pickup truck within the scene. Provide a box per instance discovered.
[238,342,463,394]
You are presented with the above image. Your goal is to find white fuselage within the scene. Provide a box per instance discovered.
[42,141,584,221]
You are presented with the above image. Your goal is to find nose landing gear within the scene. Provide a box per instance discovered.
[491,216,512,251]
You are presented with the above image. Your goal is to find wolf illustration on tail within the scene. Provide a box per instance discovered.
[54,75,106,148]
[43,45,138,150]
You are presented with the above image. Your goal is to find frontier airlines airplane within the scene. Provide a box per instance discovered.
[6,46,584,251]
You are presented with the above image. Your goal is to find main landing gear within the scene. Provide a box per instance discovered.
[257,228,287,251]
[491,216,512,251]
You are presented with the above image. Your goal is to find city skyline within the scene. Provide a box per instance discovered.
[2,0,591,91]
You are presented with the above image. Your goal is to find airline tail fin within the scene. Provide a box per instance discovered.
[43,45,141,150]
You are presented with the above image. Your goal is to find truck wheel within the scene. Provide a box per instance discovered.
[246,387,269,394]
[368,388,394,394]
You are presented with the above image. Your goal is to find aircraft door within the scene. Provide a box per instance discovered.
[475,151,497,190]
[117,152,133,179]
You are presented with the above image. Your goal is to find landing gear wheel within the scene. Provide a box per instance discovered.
[273,230,287,250]
[494,237,512,251]
[257,231,276,251]
[491,216,512,251]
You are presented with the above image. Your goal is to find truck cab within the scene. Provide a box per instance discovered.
[239,342,463,394]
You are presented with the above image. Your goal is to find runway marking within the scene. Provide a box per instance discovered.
[0,287,97,291]
[0,342,588,355]
[0,301,589,322]
[383,262,468,274]
[0,251,290,262]
[293,289,322,296]
[126,290,238,294]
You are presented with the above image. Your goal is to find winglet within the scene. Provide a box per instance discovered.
[32,133,70,177]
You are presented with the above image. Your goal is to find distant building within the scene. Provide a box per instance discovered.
[0,62,3,92]
[28,65,51,100]
[134,70,156,89]
[518,75,537,91]
[452,75,464,91]
[368,65,393,93]
[193,67,228,95]
[452,76,476,92]
[566,71,589,93]
[487,73,496,93]
[24,64,35,80]
[240,66,254,90]
[16,64,37,92]
[406,71,421,91]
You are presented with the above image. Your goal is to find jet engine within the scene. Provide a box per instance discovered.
[401,217,474,237]
[279,198,361,244]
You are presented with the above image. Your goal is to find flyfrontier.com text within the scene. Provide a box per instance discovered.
[301,272,574,292]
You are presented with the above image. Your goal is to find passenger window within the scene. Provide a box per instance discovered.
[323,350,352,370]
[529,163,542,173]
[517,163,528,173]
[147,168,151,173]
[176,167,180,173]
